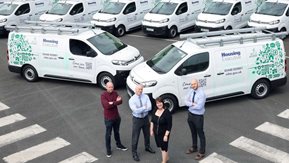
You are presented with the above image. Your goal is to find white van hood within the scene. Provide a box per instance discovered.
[129,61,158,82]
[198,13,225,21]
[144,13,169,21]
[112,45,140,61]
[92,13,116,21]
[250,14,280,23]
[39,14,63,22]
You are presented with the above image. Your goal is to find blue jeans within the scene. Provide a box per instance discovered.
[105,117,122,152]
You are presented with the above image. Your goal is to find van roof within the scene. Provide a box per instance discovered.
[266,0,289,4]
[109,0,135,3]
[213,0,240,3]
[161,0,188,3]
[58,0,95,4]
[2,0,38,5]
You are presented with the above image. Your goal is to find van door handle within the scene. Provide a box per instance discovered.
[58,57,64,59]
[217,72,224,75]
[68,58,75,60]
[204,75,211,77]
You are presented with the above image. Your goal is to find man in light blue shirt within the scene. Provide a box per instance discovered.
[185,79,206,160]
[129,84,155,162]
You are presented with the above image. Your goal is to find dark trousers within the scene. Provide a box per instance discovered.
[187,112,206,154]
[132,116,150,154]
[105,117,122,152]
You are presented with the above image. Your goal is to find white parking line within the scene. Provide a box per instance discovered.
[255,122,289,141]
[230,136,289,163]
[0,102,9,111]
[127,34,179,42]
[200,152,237,163]
[0,124,46,148]
[278,109,289,119]
[59,152,98,163]
[3,137,70,163]
[0,113,26,128]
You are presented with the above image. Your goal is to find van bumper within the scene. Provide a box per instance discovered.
[196,25,224,32]
[94,25,115,34]
[271,76,287,88]
[142,25,168,36]
[8,65,21,73]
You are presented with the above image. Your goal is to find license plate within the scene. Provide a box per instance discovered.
[146,28,154,32]
[201,28,209,32]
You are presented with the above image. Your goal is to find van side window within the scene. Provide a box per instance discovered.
[176,2,188,15]
[15,3,30,16]
[123,2,136,15]
[176,52,209,75]
[231,2,242,15]
[286,8,289,16]
[70,3,84,15]
[70,39,97,57]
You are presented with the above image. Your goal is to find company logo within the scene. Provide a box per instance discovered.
[88,2,96,5]
[221,51,241,61]
[140,0,148,4]
[245,1,252,4]
[221,51,240,57]
[43,39,58,44]
[192,1,199,4]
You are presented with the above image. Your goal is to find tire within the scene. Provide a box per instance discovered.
[115,25,125,37]
[160,94,178,113]
[225,26,232,30]
[280,28,287,39]
[97,72,115,90]
[251,79,270,99]
[167,26,177,38]
[22,65,38,82]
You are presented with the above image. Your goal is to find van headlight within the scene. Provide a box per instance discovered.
[269,20,280,25]
[56,18,63,22]
[141,80,157,87]
[106,18,116,22]
[215,19,225,24]
[112,60,128,66]
[0,18,7,23]
[159,18,169,23]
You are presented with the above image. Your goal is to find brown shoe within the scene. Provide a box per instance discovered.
[195,153,205,160]
[185,148,197,154]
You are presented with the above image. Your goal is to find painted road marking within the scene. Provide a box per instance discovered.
[0,102,9,111]
[0,124,46,148]
[0,113,26,128]
[59,152,98,163]
[200,152,237,163]
[278,109,289,119]
[256,122,289,141]
[230,136,289,163]
[3,137,70,163]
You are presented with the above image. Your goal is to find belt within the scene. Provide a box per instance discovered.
[133,115,148,119]
[189,112,203,116]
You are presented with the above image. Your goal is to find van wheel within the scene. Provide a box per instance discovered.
[115,25,125,37]
[251,79,270,99]
[168,26,177,38]
[280,28,287,39]
[225,26,232,30]
[98,72,115,89]
[22,65,38,82]
[161,94,178,113]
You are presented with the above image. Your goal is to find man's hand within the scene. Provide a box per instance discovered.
[108,102,113,105]
[116,96,122,101]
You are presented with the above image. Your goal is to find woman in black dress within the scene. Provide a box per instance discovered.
[150,97,172,163]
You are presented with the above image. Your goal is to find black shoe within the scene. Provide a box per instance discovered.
[133,153,140,162]
[145,147,156,153]
[106,151,112,158]
[117,144,128,151]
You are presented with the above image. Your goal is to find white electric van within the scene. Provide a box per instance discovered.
[196,0,256,31]
[39,0,101,23]
[142,0,205,38]
[6,23,144,89]
[248,0,289,34]
[0,0,53,35]
[126,28,287,112]
[91,0,157,37]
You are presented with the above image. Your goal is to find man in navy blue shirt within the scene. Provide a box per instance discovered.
[185,79,206,160]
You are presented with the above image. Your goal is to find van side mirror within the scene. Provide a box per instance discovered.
[86,49,97,57]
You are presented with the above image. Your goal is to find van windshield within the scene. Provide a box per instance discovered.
[256,2,287,16]
[0,4,18,16]
[203,2,233,15]
[88,32,127,56]
[48,3,72,15]
[150,2,178,15]
[99,2,125,14]
[147,45,187,74]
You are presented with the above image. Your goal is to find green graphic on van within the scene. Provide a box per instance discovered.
[252,41,284,79]
[9,33,33,65]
